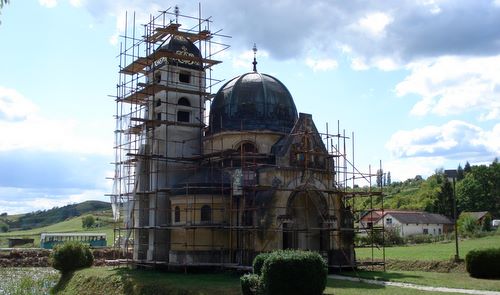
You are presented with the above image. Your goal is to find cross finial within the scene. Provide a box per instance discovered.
[252,43,258,72]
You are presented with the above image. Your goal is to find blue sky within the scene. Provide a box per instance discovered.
[0,0,499,214]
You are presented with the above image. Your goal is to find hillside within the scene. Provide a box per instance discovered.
[355,160,499,218]
[0,201,111,232]
[0,210,115,247]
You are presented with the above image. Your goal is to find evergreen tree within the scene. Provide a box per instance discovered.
[434,177,454,219]
[464,161,472,174]
[376,169,383,187]
[387,172,391,186]
[457,164,464,181]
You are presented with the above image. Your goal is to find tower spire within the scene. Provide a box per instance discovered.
[174,5,179,24]
[252,43,258,72]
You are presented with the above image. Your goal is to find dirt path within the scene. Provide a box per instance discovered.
[329,275,500,295]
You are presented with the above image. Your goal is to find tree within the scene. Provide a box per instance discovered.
[0,223,8,233]
[457,165,495,214]
[386,172,391,186]
[457,164,464,181]
[82,215,95,229]
[433,176,454,219]
[376,169,383,187]
[464,161,472,174]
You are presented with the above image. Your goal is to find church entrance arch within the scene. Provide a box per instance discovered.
[282,189,329,251]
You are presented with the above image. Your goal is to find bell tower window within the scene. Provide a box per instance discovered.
[179,71,191,83]
[177,97,191,123]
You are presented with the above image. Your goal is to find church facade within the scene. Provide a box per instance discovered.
[114,13,355,269]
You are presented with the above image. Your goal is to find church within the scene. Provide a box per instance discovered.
[112,10,355,270]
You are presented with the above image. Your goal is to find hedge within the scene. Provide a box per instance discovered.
[260,250,327,295]
[240,273,261,295]
[50,241,94,274]
[253,252,271,276]
[465,248,500,278]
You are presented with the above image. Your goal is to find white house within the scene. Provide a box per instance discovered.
[360,210,453,237]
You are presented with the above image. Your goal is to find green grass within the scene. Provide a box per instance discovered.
[0,213,116,247]
[340,270,500,292]
[52,267,466,295]
[356,234,500,261]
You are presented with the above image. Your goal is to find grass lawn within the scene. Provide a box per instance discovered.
[52,267,466,295]
[340,270,500,292]
[356,234,500,261]
[0,214,115,247]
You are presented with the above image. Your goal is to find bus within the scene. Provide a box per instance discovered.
[40,233,107,249]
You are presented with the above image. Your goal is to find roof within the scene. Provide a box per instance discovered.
[462,211,490,220]
[40,233,106,237]
[385,211,453,224]
[208,72,298,134]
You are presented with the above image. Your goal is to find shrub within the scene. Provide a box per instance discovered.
[50,241,93,273]
[458,213,479,237]
[465,248,500,278]
[240,273,261,295]
[82,215,95,229]
[260,250,327,295]
[253,252,271,275]
[481,215,492,232]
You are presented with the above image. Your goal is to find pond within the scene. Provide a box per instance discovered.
[0,267,59,295]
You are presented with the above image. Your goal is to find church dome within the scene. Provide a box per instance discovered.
[208,72,298,134]
[157,35,203,70]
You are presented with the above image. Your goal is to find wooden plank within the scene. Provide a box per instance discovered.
[119,83,210,104]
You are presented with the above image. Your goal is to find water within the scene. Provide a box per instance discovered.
[0,268,59,295]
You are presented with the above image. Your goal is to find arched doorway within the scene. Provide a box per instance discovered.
[283,189,329,251]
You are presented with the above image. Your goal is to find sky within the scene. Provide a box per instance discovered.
[0,0,499,214]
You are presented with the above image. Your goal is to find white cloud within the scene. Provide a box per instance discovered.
[39,0,57,8]
[396,55,500,120]
[0,86,112,155]
[385,156,445,181]
[109,33,119,46]
[69,0,83,8]
[0,86,38,121]
[351,57,369,71]
[386,120,500,161]
[357,12,393,37]
[232,49,269,70]
[305,58,338,72]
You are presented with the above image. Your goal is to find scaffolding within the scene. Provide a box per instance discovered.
[109,8,385,271]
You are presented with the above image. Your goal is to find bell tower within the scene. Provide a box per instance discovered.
[112,8,223,264]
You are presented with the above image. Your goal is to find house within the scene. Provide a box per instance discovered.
[460,211,492,225]
[360,210,453,237]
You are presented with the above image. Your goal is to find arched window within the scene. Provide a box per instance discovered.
[174,206,180,223]
[200,205,211,223]
[178,97,191,106]
[154,73,161,83]
[177,97,191,122]
[238,142,258,154]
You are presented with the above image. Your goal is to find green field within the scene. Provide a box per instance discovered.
[51,267,465,295]
[0,212,116,247]
[356,233,500,261]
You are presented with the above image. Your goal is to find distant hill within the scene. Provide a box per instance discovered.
[1,201,111,231]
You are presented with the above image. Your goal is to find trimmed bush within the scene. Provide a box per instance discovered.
[260,250,327,295]
[240,273,261,295]
[465,248,500,278]
[253,252,271,275]
[50,241,93,273]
